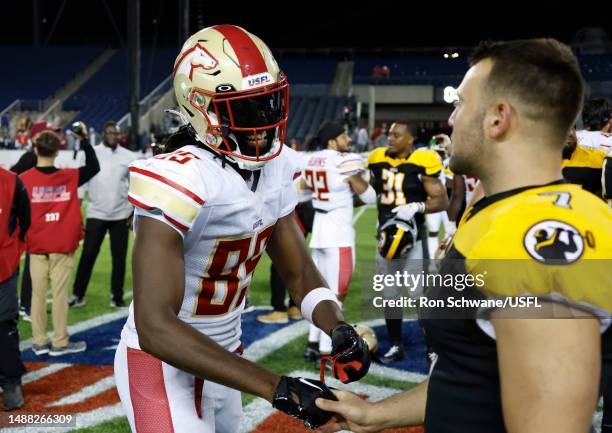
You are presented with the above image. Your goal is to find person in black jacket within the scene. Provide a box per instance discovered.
[0,166,30,410]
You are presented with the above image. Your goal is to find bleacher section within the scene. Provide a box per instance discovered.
[579,54,612,80]
[0,46,104,109]
[353,57,468,86]
[63,48,177,131]
[287,88,353,144]
[278,58,337,84]
[277,60,348,144]
[353,54,612,86]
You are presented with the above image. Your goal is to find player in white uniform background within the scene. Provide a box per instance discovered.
[113,25,371,433]
[301,121,376,362]
[425,134,455,258]
[576,97,612,152]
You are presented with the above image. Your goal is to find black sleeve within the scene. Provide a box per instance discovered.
[78,139,100,186]
[604,156,612,200]
[10,151,37,174]
[9,177,30,241]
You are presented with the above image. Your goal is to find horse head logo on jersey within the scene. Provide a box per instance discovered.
[172,25,289,171]
[173,43,220,81]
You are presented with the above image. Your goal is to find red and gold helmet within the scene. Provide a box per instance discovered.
[173,25,288,170]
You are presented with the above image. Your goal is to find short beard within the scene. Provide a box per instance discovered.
[449,112,485,177]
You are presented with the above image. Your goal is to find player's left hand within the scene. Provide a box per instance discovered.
[329,323,371,383]
[391,202,425,222]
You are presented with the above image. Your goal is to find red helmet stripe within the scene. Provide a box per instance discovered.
[212,25,268,77]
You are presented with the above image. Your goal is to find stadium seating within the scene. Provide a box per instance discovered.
[353,56,468,86]
[0,46,104,109]
[63,48,177,131]
[286,91,353,144]
[353,54,612,87]
[277,58,337,84]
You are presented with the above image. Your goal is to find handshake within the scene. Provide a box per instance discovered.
[272,323,371,429]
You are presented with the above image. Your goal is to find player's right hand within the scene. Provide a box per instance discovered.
[391,202,424,221]
[272,376,337,429]
[315,389,377,433]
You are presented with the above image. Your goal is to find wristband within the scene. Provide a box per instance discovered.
[300,287,340,324]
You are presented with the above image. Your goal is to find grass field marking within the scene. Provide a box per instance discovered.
[7,403,125,433]
[49,375,117,407]
[19,309,129,351]
[352,204,375,225]
[22,363,71,385]
[244,317,310,362]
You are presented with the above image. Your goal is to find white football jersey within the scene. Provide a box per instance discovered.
[464,175,480,206]
[304,149,362,248]
[121,144,301,352]
[576,130,612,153]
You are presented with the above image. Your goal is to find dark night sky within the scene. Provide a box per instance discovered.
[2,1,611,50]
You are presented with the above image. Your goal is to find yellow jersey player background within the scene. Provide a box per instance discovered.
[316,38,612,433]
[366,122,448,364]
[562,126,607,196]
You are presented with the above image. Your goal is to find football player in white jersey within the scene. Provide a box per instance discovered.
[301,122,376,364]
[113,26,370,433]
[425,134,455,258]
[576,97,612,152]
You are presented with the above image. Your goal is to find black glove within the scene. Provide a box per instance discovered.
[272,376,337,429]
[329,322,371,383]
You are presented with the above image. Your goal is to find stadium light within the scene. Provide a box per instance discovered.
[444,86,458,104]
[451,52,459,58]
[443,53,449,59]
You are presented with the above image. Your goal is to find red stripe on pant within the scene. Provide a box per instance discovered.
[127,347,175,433]
[194,378,204,419]
[338,247,353,300]
[294,212,306,235]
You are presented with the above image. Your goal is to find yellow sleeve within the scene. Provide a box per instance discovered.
[366,148,384,168]
[466,192,612,313]
[415,150,443,176]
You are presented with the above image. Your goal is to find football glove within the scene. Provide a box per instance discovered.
[391,202,425,222]
[272,376,337,429]
[320,323,371,384]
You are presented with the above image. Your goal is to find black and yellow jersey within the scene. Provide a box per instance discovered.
[420,181,612,433]
[366,147,442,226]
[562,145,606,195]
[603,154,612,200]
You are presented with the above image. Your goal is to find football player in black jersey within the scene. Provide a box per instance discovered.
[316,39,611,433]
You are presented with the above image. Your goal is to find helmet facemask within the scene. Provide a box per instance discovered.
[189,76,289,170]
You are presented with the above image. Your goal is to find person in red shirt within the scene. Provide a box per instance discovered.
[19,122,99,356]
[0,166,30,410]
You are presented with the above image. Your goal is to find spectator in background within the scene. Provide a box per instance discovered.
[371,122,389,148]
[0,165,30,410]
[356,122,370,152]
[10,121,61,322]
[20,122,99,356]
[69,121,138,309]
[14,117,32,150]
[88,127,97,146]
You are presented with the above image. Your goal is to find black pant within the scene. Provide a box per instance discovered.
[73,218,129,302]
[0,273,26,386]
[20,254,32,313]
[269,203,313,312]
[270,264,295,312]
